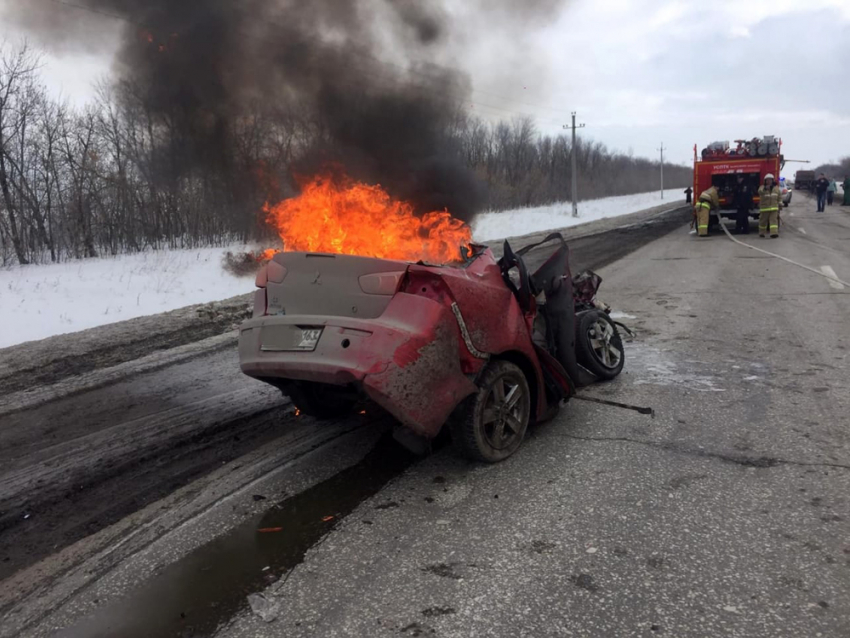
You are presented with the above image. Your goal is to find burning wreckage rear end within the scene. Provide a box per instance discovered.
[240,237,624,462]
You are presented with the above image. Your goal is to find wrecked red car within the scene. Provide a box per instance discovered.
[239,233,624,462]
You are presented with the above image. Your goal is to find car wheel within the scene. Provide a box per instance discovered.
[576,310,625,380]
[286,381,356,419]
[451,360,531,463]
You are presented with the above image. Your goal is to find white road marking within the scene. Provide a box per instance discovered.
[821,265,845,290]
[799,227,807,234]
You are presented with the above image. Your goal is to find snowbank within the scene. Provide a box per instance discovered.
[472,188,685,242]
[0,245,257,348]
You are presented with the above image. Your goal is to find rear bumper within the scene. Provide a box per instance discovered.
[239,292,477,438]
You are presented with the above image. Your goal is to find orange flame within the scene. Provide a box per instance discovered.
[263,173,471,263]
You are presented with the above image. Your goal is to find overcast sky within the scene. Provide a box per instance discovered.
[5,0,849,171]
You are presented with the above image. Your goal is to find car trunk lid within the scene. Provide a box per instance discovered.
[265,252,410,319]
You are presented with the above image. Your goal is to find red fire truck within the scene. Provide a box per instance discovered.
[693,137,783,226]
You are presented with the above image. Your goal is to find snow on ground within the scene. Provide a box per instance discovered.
[471,188,684,242]
[0,244,258,348]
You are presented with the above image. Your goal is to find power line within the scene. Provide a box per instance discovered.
[44,0,577,120]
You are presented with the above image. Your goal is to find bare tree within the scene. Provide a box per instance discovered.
[0,40,41,264]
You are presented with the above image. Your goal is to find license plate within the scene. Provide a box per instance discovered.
[260,326,323,352]
[295,328,323,350]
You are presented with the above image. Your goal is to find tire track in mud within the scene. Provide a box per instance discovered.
[0,387,290,580]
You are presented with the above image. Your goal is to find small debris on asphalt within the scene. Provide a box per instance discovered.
[570,573,598,592]
[252,494,267,501]
[421,606,456,618]
[530,540,556,554]
[586,547,598,554]
[375,501,399,510]
[322,515,334,522]
[247,593,280,623]
[257,527,283,533]
[421,563,463,580]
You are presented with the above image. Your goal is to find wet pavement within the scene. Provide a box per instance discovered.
[57,436,416,638]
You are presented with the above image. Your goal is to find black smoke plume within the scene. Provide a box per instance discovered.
[5,0,564,222]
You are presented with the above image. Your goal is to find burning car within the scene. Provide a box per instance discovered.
[239,229,624,463]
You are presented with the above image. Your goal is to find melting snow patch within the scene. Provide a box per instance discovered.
[247,593,281,623]
[628,343,724,392]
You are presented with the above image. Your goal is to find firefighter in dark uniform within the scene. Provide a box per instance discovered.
[732,175,753,234]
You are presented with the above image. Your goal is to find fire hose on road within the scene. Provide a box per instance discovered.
[714,214,850,288]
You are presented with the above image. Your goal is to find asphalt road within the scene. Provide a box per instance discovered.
[6,199,850,636]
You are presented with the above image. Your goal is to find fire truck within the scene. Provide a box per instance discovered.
[692,137,783,225]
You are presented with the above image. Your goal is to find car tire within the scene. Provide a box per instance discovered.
[451,360,531,463]
[286,382,355,419]
[576,310,625,380]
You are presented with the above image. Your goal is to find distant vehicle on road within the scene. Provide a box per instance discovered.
[240,235,624,463]
[781,183,792,206]
[794,170,815,192]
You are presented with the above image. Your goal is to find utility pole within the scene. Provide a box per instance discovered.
[658,142,666,199]
[563,112,585,217]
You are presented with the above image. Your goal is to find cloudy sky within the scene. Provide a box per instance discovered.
[5,0,849,170]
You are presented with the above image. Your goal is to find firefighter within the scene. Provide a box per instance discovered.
[732,175,753,234]
[695,184,719,237]
[758,173,782,238]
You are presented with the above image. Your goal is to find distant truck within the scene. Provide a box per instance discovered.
[692,137,783,225]
[794,170,815,192]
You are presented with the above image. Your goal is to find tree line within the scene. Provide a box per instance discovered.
[0,42,690,266]
[813,157,850,180]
